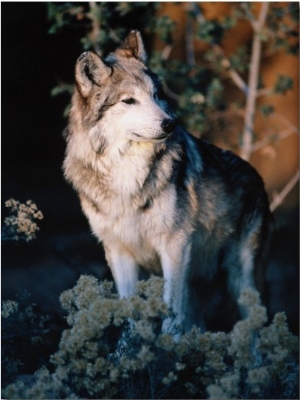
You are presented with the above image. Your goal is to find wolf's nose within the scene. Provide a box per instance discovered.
[161,118,177,134]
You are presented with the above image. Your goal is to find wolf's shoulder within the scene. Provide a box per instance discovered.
[179,130,265,189]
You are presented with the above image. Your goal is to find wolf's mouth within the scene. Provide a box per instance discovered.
[155,132,171,140]
[132,132,171,141]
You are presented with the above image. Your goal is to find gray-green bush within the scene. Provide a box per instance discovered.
[3,275,298,399]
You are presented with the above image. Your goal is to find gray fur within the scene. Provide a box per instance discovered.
[64,31,272,333]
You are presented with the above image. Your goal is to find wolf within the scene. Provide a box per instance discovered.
[63,30,272,333]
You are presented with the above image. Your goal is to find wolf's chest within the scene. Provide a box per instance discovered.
[81,183,177,270]
[90,187,175,237]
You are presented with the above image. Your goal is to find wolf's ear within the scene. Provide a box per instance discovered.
[119,30,147,63]
[75,51,111,98]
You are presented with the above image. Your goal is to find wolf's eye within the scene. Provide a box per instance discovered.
[122,98,136,105]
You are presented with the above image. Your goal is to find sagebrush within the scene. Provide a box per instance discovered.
[3,275,298,399]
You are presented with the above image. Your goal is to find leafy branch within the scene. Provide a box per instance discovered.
[47,2,298,211]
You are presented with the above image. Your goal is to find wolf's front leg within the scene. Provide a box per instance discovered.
[104,247,139,298]
[160,241,191,336]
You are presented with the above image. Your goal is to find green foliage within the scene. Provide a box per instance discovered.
[229,45,250,73]
[47,2,158,52]
[50,83,73,97]
[260,104,275,117]
[150,14,177,44]
[274,75,294,94]
[47,2,298,144]
[196,20,222,44]
[47,3,85,35]
[3,275,298,399]
[206,78,224,110]
[266,4,299,54]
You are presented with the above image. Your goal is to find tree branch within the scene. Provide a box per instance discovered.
[252,112,299,152]
[214,46,249,94]
[270,170,299,212]
[251,125,298,153]
[226,64,248,94]
[240,2,269,161]
[256,87,273,98]
[161,44,173,62]
[190,3,248,94]
[163,84,182,102]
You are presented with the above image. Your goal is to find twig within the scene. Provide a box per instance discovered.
[251,125,298,152]
[256,88,273,98]
[227,65,249,95]
[240,2,269,161]
[212,45,248,94]
[270,170,299,212]
[158,43,181,101]
[252,111,299,152]
[161,44,173,62]
[271,113,299,134]
[108,26,123,44]
[252,2,270,32]
[163,84,182,102]
[188,2,205,24]
[191,3,248,94]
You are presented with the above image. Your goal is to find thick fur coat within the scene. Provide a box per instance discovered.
[64,31,272,332]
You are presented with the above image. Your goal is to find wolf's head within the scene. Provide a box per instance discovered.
[68,31,177,153]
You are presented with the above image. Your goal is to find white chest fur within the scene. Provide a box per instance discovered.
[65,136,177,270]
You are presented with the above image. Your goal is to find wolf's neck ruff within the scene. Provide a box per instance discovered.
[63,31,272,334]
[65,124,181,208]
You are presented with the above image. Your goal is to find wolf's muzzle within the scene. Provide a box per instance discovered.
[161,118,177,134]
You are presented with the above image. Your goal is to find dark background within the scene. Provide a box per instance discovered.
[1,2,299,335]
[2,2,111,318]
